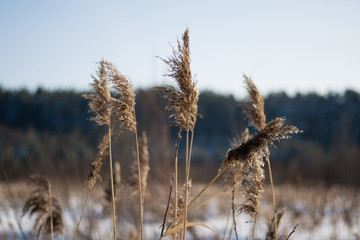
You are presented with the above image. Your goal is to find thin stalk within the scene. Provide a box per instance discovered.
[174,151,179,240]
[160,132,182,239]
[188,166,227,210]
[232,175,239,240]
[73,190,91,240]
[182,128,190,240]
[267,158,277,240]
[48,181,54,240]
[228,221,234,240]
[252,213,258,240]
[222,210,231,240]
[108,125,117,240]
[174,132,181,233]
[166,166,228,233]
[135,131,144,240]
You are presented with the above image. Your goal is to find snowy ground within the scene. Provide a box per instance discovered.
[1,183,360,239]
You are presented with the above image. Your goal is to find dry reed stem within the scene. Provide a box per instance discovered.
[160,131,182,238]
[73,190,91,240]
[108,124,117,240]
[266,208,285,240]
[135,132,144,240]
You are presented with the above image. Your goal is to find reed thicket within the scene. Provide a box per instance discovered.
[26,27,299,240]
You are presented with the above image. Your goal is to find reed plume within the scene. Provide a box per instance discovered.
[82,60,112,127]
[75,60,117,240]
[88,131,110,189]
[104,60,136,134]
[243,75,266,130]
[104,60,144,239]
[157,27,199,240]
[22,175,63,240]
[157,28,199,132]
[222,76,300,240]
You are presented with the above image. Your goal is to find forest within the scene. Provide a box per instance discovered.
[1,86,359,186]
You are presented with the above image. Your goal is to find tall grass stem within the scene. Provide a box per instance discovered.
[108,125,117,240]
[73,190,91,240]
[267,158,277,240]
[135,131,144,240]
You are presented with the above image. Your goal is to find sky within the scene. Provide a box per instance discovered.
[1,0,360,98]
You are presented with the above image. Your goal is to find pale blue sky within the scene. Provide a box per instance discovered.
[1,0,359,97]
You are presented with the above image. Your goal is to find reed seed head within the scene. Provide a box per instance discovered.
[222,78,301,221]
[82,60,112,126]
[238,157,265,219]
[22,175,64,239]
[157,27,199,132]
[104,60,137,133]
[87,131,110,189]
[243,74,266,130]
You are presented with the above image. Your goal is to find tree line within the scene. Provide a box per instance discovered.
[0,87,359,185]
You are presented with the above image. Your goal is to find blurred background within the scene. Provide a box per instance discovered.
[1,0,359,186]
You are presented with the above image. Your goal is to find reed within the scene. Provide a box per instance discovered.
[104,60,143,240]
[157,27,199,240]
[75,60,115,240]
[22,175,63,240]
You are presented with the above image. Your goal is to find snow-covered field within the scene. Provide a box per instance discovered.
[1,183,359,239]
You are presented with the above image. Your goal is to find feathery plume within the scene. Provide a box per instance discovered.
[23,175,63,240]
[243,75,266,130]
[222,78,300,226]
[224,128,250,191]
[104,61,137,133]
[157,27,199,131]
[238,158,265,219]
[224,118,300,169]
[82,60,111,126]
[87,131,110,189]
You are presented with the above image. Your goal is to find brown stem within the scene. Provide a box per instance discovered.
[160,132,182,239]
[108,125,117,240]
[48,180,54,240]
[252,212,258,240]
[73,190,91,240]
[182,128,190,240]
[267,157,277,240]
[135,131,144,240]
[232,174,239,240]
[166,166,228,233]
